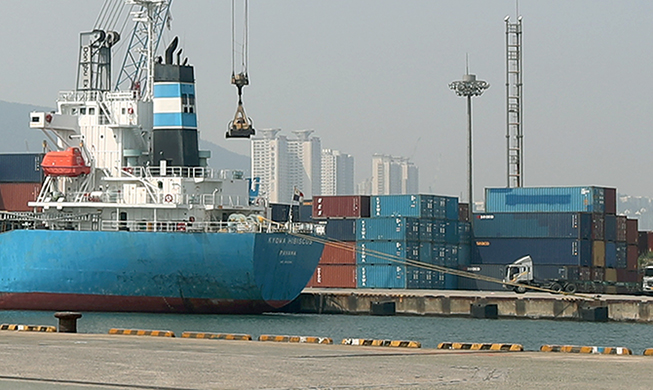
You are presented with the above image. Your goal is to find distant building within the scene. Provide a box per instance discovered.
[357,178,373,196]
[321,149,354,195]
[370,154,418,195]
[251,129,321,204]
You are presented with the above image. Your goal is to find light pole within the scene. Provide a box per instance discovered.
[449,71,489,222]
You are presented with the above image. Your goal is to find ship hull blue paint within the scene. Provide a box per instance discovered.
[0,230,323,313]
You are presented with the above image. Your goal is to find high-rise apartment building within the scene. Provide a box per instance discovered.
[370,154,418,195]
[251,129,321,204]
[321,149,354,195]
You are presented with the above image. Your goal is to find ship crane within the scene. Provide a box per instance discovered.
[226,0,255,138]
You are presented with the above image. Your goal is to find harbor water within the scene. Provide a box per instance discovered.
[2,310,653,354]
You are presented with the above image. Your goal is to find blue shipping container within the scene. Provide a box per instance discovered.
[445,196,459,220]
[485,187,606,213]
[419,219,433,241]
[458,221,471,244]
[473,238,592,266]
[419,241,432,263]
[472,212,592,240]
[371,195,433,218]
[431,244,459,266]
[357,218,420,241]
[604,215,617,242]
[357,264,406,288]
[444,273,458,290]
[616,242,627,269]
[357,240,420,265]
[458,244,471,266]
[0,153,44,183]
[406,267,444,289]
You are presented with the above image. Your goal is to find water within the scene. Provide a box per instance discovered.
[3,311,653,354]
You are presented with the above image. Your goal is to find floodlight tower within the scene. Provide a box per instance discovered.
[505,15,523,187]
[449,64,489,222]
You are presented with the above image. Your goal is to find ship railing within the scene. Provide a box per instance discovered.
[100,219,265,233]
[57,90,139,103]
[145,166,214,179]
[199,194,248,208]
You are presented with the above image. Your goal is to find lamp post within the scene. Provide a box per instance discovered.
[449,71,489,222]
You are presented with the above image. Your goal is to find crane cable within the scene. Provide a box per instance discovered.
[231,0,249,77]
[277,225,599,301]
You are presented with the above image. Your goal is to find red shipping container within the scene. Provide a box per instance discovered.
[616,269,639,283]
[626,219,639,245]
[305,264,356,288]
[591,267,605,282]
[638,231,653,256]
[458,203,470,222]
[616,216,627,242]
[313,196,370,219]
[627,244,639,271]
[319,242,356,265]
[0,183,41,211]
[604,187,616,215]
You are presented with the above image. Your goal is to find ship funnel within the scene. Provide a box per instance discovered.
[176,48,183,65]
[105,31,121,48]
[165,37,179,65]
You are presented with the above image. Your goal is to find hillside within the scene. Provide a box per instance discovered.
[0,100,249,173]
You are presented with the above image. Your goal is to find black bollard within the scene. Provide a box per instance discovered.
[54,312,82,333]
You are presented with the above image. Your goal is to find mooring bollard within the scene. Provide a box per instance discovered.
[54,312,82,333]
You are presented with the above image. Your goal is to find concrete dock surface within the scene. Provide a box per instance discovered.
[0,332,651,389]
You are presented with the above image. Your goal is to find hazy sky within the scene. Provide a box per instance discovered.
[2,1,652,202]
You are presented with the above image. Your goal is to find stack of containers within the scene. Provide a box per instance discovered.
[0,153,44,211]
[355,194,460,289]
[305,196,370,288]
[467,186,634,292]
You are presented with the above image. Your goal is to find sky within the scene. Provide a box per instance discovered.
[1,1,653,203]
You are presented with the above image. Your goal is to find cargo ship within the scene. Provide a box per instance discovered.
[0,2,323,313]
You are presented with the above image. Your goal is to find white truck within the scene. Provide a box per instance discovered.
[503,256,578,294]
[642,265,653,294]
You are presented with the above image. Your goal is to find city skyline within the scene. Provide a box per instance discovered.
[2,2,653,202]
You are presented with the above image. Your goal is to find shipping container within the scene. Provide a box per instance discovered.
[604,268,617,282]
[604,215,616,242]
[0,153,44,183]
[591,213,605,241]
[604,187,617,215]
[616,269,639,283]
[312,195,370,219]
[458,221,471,244]
[638,231,653,256]
[605,242,616,268]
[591,267,605,282]
[472,238,592,266]
[626,219,639,245]
[431,244,459,266]
[627,245,638,270]
[297,204,313,222]
[356,218,420,241]
[616,216,627,242]
[579,267,591,281]
[458,264,505,291]
[306,264,357,288]
[322,219,357,241]
[319,242,356,265]
[458,244,471,266]
[458,203,470,222]
[432,220,458,244]
[419,219,433,241]
[592,241,605,268]
[445,197,459,220]
[472,212,592,239]
[484,186,605,213]
[269,203,298,223]
[616,242,627,269]
[370,194,456,219]
[0,183,42,211]
[357,264,406,288]
[406,267,445,289]
[444,273,458,290]
[529,265,580,281]
[419,241,432,263]
[356,240,420,265]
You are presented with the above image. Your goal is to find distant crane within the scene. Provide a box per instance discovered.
[226,0,255,138]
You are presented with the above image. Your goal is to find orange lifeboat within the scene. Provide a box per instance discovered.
[42,147,91,177]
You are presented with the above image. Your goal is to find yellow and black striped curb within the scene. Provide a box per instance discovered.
[341,338,421,348]
[643,348,653,356]
[181,332,252,341]
[0,324,56,332]
[258,335,333,344]
[540,345,632,355]
[437,342,523,352]
[108,328,175,337]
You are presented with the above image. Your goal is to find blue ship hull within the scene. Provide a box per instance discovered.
[0,230,323,313]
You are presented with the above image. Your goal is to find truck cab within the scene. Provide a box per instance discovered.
[642,265,653,294]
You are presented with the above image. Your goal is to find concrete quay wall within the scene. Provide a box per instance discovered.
[298,289,653,322]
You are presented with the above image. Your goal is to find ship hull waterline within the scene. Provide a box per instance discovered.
[0,230,323,314]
